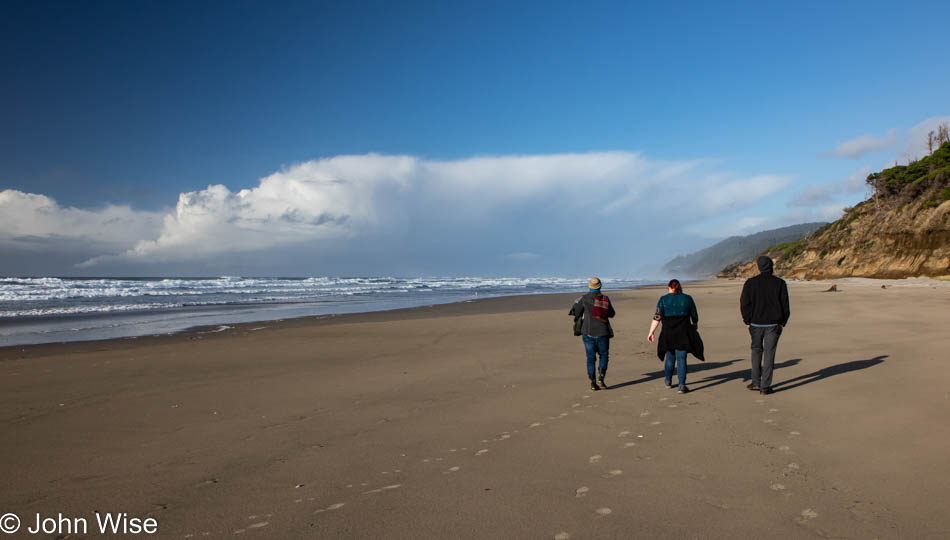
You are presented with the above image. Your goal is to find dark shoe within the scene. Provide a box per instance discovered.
[664,381,674,389]
[678,386,690,394]
[598,377,607,389]
[747,382,760,391]
[590,380,599,391]
[759,387,773,395]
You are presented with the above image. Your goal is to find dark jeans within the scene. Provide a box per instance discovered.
[749,325,782,389]
[664,349,687,389]
[582,335,609,380]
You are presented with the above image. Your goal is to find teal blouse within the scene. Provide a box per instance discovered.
[654,293,698,323]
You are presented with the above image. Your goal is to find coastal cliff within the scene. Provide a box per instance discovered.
[662,223,826,278]
[720,142,950,279]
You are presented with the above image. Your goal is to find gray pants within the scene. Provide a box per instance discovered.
[749,325,782,389]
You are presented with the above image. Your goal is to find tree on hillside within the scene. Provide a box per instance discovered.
[928,130,936,155]
[938,123,950,145]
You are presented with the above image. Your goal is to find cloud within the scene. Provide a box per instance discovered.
[695,175,792,213]
[0,190,163,252]
[693,205,844,239]
[902,114,950,161]
[827,114,950,164]
[825,131,897,159]
[788,166,871,207]
[789,185,837,207]
[84,155,418,265]
[4,152,795,271]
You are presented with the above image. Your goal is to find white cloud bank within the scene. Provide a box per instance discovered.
[1,151,793,271]
[0,190,164,251]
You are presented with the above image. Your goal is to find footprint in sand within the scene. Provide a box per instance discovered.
[789,431,801,436]
[575,486,589,498]
[589,455,602,464]
[554,533,571,540]
[779,445,791,452]
[786,463,800,471]
[764,419,774,424]
[444,466,460,474]
[475,449,489,456]
[769,408,779,413]
[623,442,637,448]
[667,404,678,408]
[603,469,623,478]
[771,483,786,491]
[363,484,401,495]
[796,508,818,524]
[529,422,543,428]
[639,411,650,417]
[314,503,345,514]
[595,508,612,517]
[650,421,662,426]
[247,522,268,529]
[572,403,581,408]
[618,431,632,438]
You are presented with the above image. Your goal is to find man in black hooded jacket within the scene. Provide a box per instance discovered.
[740,256,790,395]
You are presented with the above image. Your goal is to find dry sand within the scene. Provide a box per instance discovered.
[2,279,949,539]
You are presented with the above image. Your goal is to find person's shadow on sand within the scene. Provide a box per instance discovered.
[687,358,803,391]
[771,355,887,393]
[610,358,744,390]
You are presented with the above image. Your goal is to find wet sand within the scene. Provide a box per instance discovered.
[1,279,949,539]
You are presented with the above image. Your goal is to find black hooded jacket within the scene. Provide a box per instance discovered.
[740,256,790,326]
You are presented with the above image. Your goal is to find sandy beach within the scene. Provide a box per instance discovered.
[2,279,949,539]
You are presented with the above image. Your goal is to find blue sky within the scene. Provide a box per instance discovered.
[2,0,949,277]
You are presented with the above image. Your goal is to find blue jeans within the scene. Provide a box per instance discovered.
[582,335,610,379]
[664,349,687,389]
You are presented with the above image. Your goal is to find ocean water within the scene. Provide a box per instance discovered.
[0,276,652,347]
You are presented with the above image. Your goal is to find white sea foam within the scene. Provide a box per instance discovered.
[0,275,652,346]
[0,276,643,308]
